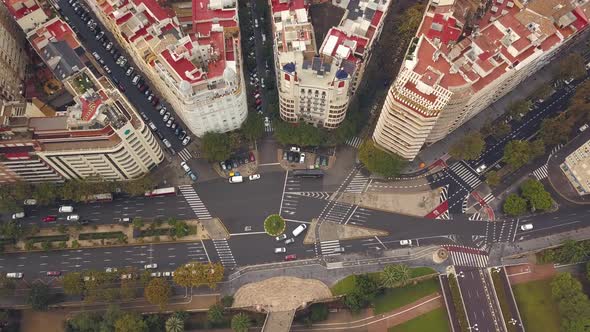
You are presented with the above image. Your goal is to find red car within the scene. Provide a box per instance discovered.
[46,271,61,276]
[249,152,255,162]
[255,99,262,105]
[284,254,297,261]
[42,215,57,222]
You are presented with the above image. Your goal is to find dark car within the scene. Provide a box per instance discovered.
[140,112,149,121]
[232,160,238,168]
[77,220,90,225]
[225,160,233,170]
[174,127,181,136]
[151,97,159,106]
[118,83,126,92]
[287,152,294,162]
[179,130,187,140]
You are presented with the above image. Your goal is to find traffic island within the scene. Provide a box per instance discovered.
[303,219,388,244]
[337,189,441,217]
[264,214,286,236]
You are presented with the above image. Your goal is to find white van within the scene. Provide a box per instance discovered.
[59,205,74,213]
[292,224,308,237]
[254,19,259,28]
[229,175,243,183]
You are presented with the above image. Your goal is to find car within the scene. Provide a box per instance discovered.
[579,124,589,132]
[132,75,141,85]
[59,205,74,213]
[287,152,295,162]
[275,234,287,241]
[105,42,113,51]
[42,215,57,222]
[46,271,61,276]
[284,254,297,261]
[175,127,181,136]
[144,263,158,269]
[290,146,301,153]
[264,117,270,127]
[86,18,94,26]
[232,160,238,168]
[292,224,308,237]
[399,239,412,246]
[159,107,167,116]
[283,151,288,160]
[95,31,104,40]
[152,97,159,106]
[475,164,487,173]
[249,152,255,162]
[166,119,173,128]
[179,130,187,140]
[229,171,235,177]
[147,94,154,102]
[150,272,162,277]
[156,131,164,140]
[140,112,149,121]
[148,122,157,131]
[91,51,101,60]
[163,271,175,277]
[121,273,133,280]
[119,57,127,67]
[67,214,80,222]
[163,112,170,122]
[299,153,305,164]
[162,139,172,148]
[23,199,37,206]
[274,247,286,254]
[6,272,23,279]
[188,171,198,181]
[103,65,111,74]
[284,238,295,245]
[171,122,177,130]
[105,267,118,273]
[255,99,262,105]
[182,136,191,146]
[248,174,261,181]
[77,219,90,225]
[219,161,227,171]
[180,161,191,173]
[321,156,328,167]
[11,212,25,220]
[125,66,134,76]
[520,223,533,231]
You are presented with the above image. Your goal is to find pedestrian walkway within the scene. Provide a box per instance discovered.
[449,161,482,189]
[445,245,489,268]
[319,240,342,256]
[178,148,192,162]
[343,172,370,193]
[212,239,237,269]
[178,185,212,220]
[440,186,448,204]
[319,201,355,224]
[532,164,548,180]
[482,193,495,204]
[345,136,363,149]
[265,122,274,133]
[469,212,483,221]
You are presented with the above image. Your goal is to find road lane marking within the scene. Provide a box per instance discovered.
[229,231,266,236]
[278,170,289,216]
[201,239,211,263]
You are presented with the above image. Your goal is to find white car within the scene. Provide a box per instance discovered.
[144,263,158,269]
[274,247,286,254]
[23,199,37,206]
[182,136,191,146]
[105,267,118,273]
[299,153,305,164]
[264,117,270,127]
[249,174,261,181]
[475,164,487,173]
[67,214,80,222]
[120,273,133,280]
[180,161,191,173]
[150,272,162,277]
[399,239,412,246]
[6,272,23,279]
[163,271,175,277]
[284,238,295,245]
[290,146,301,153]
[275,234,287,241]
[162,139,172,148]
[11,212,25,220]
[520,223,533,231]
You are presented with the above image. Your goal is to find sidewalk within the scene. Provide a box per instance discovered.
[505,263,556,285]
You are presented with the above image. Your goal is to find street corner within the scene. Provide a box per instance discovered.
[150,160,193,187]
[277,147,331,172]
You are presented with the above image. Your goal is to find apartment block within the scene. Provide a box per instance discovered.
[373,0,590,160]
[0,3,28,102]
[561,139,590,195]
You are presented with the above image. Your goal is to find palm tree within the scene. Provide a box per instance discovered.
[165,315,184,332]
[381,264,411,287]
[231,313,251,332]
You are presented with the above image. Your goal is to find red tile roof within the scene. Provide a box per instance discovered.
[425,13,461,44]
[80,96,103,121]
[3,0,40,19]
[132,0,174,20]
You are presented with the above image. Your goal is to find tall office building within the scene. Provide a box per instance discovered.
[373,0,590,160]
[0,2,28,102]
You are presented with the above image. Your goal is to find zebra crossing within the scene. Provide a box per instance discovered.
[178,185,212,220]
[319,240,343,256]
[291,192,333,200]
[178,149,193,162]
[446,246,489,268]
[183,243,209,263]
[320,201,355,224]
[436,210,450,220]
[345,136,362,149]
[344,172,370,193]
[265,122,274,133]
[462,195,469,213]
[481,193,494,205]
[551,143,564,155]
[449,161,482,189]
[532,164,548,180]
[440,186,449,203]
[469,212,483,221]
[212,239,236,269]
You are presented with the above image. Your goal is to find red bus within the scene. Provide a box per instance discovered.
[82,193,113,202]
[144,187,177,197]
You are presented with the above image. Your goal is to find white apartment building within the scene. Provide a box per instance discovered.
[373,0,590,160]
[271,0,392,128]
[0,2,28,102]
[561,139,590,195]
[86,0,247,137]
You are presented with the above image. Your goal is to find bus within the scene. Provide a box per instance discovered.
[144,187,177,197]
[292,169,324,178]
[81,193,113,203]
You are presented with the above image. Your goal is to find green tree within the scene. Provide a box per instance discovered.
[132,218,144,229]
[503,194,527,217]
[0,275,15,297]
[530,139,546,159]
[207,303,224,325]
[552,272,582,300]
[309,303,329,322]
[100,304,123,332]
[241,113,265,142]
[557,240,589,264]
[485,170,501,187]
[27,282,52,311]
[521,179,553,211]
[503,140,530,170]
[540,115,572,146]
[555,52,586,81]
[343,291,365,312]
[202,132,231,162]
[33,182,57,205]
[273,122,323,147]
[123,176,154,196]
[68,312,101,332]
[230,313,251,332]
[114,313,148,332]
[381,264,411,288]
[492,122,512,140]
[229,132,242,151]
[507,99,533,120]
[449,132,485,160]
[144,278,171,310]
[221,295,234,307]
[63,272,84,296]
[587,261,590,282]
[165,315,185,332]
[358,140,406,178]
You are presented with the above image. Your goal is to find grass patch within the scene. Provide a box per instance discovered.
[373,278,439,314]
[26,235,69,243]
[263,214,285,236]
[138,228,170,237]
[410,267,437,278]
[388,307,450,332]
[512,279,561,332]
[79,232,124,241]
[331,267,437,296]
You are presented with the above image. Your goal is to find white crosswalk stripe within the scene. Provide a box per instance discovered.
[462,195,469,213]
[345,136,362,149]
[436,210,450,220]
[551,144,564,154]
[320,240,342,256]
[321,202,355,224]
[440,186,448,203]
[265,122,274,132]
[292,192,333,200]
[482,193,495,204]
[212,239,236,268]
[469,212,482,221]
[178,185,212,220]
[449,250,489,268]
[449,161,481,189]
[178,149,192,162]
[344,173,370,193]
[532,164,548,180]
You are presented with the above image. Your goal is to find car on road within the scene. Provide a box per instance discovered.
[144,263,158,269]
[274,247,286,253]
[520,223,533,231]
[11,212,25,220]
[121,273,133,280]
[77,220,90,225]
[105,42,113,51]
[46,271,61,276]
[163,271,175,277]
[163,112,170,122]
[180,161,191,173]
[23,199,37,206]
[476,164,487,173]
[283,151,288,160]
[399,239,412,246]
[229,175,243,183]
[188,171,198,181]
[105,267,118,273]
[125,66,134,76]
[275,234,287,241]
[42,215,57,222]
[182,136,191,146]
[140,112,149,121]
[333,247,345,253]
[248,174,261,181]
[290,146,301,153]
[292,224,307,237]
[179,130,187,140]
[284,238,295,245]
[151,272,162,277]
[148,122,157,131]
[299,153,305,164]
[59,205,74,213]
[166,119,173,128]
[67,214,80,222]
[95,31,104,40]
[6,272,23,279]
[284,254,297,261]
[162,139,172,148]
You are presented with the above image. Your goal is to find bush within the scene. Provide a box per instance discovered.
[221,295,234,308]
[309,303,329,322]
[79,232,124,241]
[358,140,406,178]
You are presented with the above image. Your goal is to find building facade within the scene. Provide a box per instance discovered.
[561,139,590,195]
[271,0,392,128]
[373,0,590,160]
[0,2,28,102]
[84,0,247,137]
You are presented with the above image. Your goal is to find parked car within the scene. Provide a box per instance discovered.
[180,161,191,173]
[162,139,172,148]
[144,263,158,269]
[11,212,25,220]
[284,254,297,261]
[264,117,270,127]
[292,224,307,237]
[105,42,113,50]
[125,66,134,76]
[248,174,261,181]
[399,239,412,246]
[188,171,198,181]
[274,247,286,254]
[182,136,191,146]
[179,130,187,140]
[299,153,305,164]
[163,112,170,122]
[23,199,37,206]
[284,238,295,245]
[249,152,255,162]
[42,215,57,222]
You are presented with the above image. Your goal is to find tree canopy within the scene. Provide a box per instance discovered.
[144,278,172,310]
[449,132,485,160]
[63,272,84,296]
[201,132,231,162]
[503,140,531,170]
[358,140,406,178]
[503,194,527,217]
[114,313,148,332]
[173,262,224,290]
[27,282,52,311]
[555,52,586,81]
[507,99,533,120]
[273,122,324,147]
[241,113,265,142]
[230,313,251,332]
[485,170,501,187]
[540,114,572,147]
[521,179,553,211]
[550,272,590,331]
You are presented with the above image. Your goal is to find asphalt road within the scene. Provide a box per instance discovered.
[456,267,502,332]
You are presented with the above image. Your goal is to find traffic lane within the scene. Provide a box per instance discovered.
[498,268,525,332]
[280,196,331,223]
[439,274,463,332]
[16,195,194,227]
[195,171,285,233]
[58,0,186,151]
[227,232,314,266]
[515,209,590,241]
[455,267,498,332]
[348,235,455,252]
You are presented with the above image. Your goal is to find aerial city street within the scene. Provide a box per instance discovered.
[0,0,589,330]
